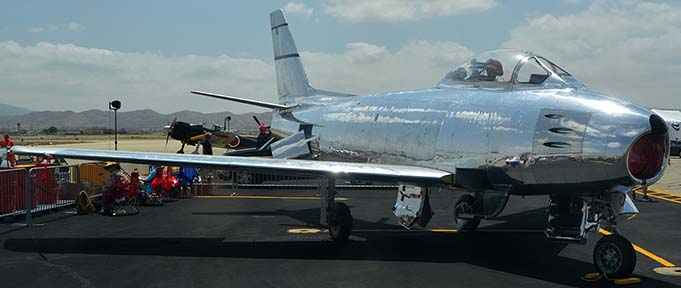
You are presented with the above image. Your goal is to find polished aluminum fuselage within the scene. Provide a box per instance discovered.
[272,86,665,195]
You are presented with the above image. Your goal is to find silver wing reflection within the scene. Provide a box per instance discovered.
[11,146,453,185]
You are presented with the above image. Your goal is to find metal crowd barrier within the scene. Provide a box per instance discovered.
[1,161,397,222]
[0,168,28,218]
[192,170,396,196]
[1,165,83,224]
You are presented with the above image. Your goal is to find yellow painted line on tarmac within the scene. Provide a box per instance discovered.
[287,228,546,234]
[430,229,457,233]
[599,228,676,268]
[194,195,348,201]
[289,226,678,267]
[633,187,681,205]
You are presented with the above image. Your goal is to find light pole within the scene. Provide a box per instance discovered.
[109,100,121,150]
[224,116,231,132]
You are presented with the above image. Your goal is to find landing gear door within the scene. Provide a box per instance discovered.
[393,185,432,228]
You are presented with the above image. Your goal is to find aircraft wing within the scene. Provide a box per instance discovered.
[12,146,454,185]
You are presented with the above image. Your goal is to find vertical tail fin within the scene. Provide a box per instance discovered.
[270,9,312,102]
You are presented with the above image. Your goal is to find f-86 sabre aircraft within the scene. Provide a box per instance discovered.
[13,9,668,278]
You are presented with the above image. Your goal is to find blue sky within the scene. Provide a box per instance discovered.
[1,1,679,113]
[1,1,588,57]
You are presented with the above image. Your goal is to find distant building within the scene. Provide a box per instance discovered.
[83,128,114,135]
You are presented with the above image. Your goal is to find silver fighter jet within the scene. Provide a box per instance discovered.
[13,9,669,278]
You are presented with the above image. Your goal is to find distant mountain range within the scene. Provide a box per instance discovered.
[0,103,33,116]
[0,107,272,133]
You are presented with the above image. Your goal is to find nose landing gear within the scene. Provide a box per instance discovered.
[593,234,636,279]
[547,187,639,278]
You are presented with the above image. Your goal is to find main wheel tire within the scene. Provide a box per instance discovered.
[328,202,353,241]
[454,194,480,231]
[593,234,636,279]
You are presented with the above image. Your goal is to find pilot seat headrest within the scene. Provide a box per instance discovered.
[485,59,503,77]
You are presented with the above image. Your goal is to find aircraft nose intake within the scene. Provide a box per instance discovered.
[626,114,667,181]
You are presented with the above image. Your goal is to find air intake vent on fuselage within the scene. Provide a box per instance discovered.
[533,109,592,154]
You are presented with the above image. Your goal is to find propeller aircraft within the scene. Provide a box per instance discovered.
[163,116,272,153]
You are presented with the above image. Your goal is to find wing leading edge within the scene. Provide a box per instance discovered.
[12,146,454,185]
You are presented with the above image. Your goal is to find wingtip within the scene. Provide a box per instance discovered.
[440,174,456,185]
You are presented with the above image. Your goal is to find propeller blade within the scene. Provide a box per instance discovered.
[165,117,177,151]
[253,115,261,126]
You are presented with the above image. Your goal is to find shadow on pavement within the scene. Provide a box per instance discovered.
[4,206,679,288]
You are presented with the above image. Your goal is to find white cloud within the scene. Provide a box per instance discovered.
[283,2,314,17]
[322,0,497,22]
[301,40,473,94]
[0,40,472,113]
[27,24,59,33]
[67,22,86,32]
[0,41,275,114]
[504,0,681,109]
[27,23,83,33]
[28,27,45,33]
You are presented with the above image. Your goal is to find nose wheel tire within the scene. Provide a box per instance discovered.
[593,234,636,279]
[328,202,353,241]
[454,194,480,231]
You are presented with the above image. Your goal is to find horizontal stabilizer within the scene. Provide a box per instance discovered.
[191,90,291,110]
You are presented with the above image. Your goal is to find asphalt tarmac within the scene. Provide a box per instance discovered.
[1,182,680,288]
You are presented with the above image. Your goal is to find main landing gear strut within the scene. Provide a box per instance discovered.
[320,178,353,241]
[321,181,433,240]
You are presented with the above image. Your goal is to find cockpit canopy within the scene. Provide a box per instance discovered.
[437,49,582,89]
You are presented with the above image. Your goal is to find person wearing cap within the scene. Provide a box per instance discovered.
[102,162,131,215]
[256,124,272,148]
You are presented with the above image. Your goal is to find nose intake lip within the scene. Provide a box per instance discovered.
[626,114,668,181]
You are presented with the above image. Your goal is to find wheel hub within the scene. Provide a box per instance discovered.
[597,242,623,273]
[456,202,472,216]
